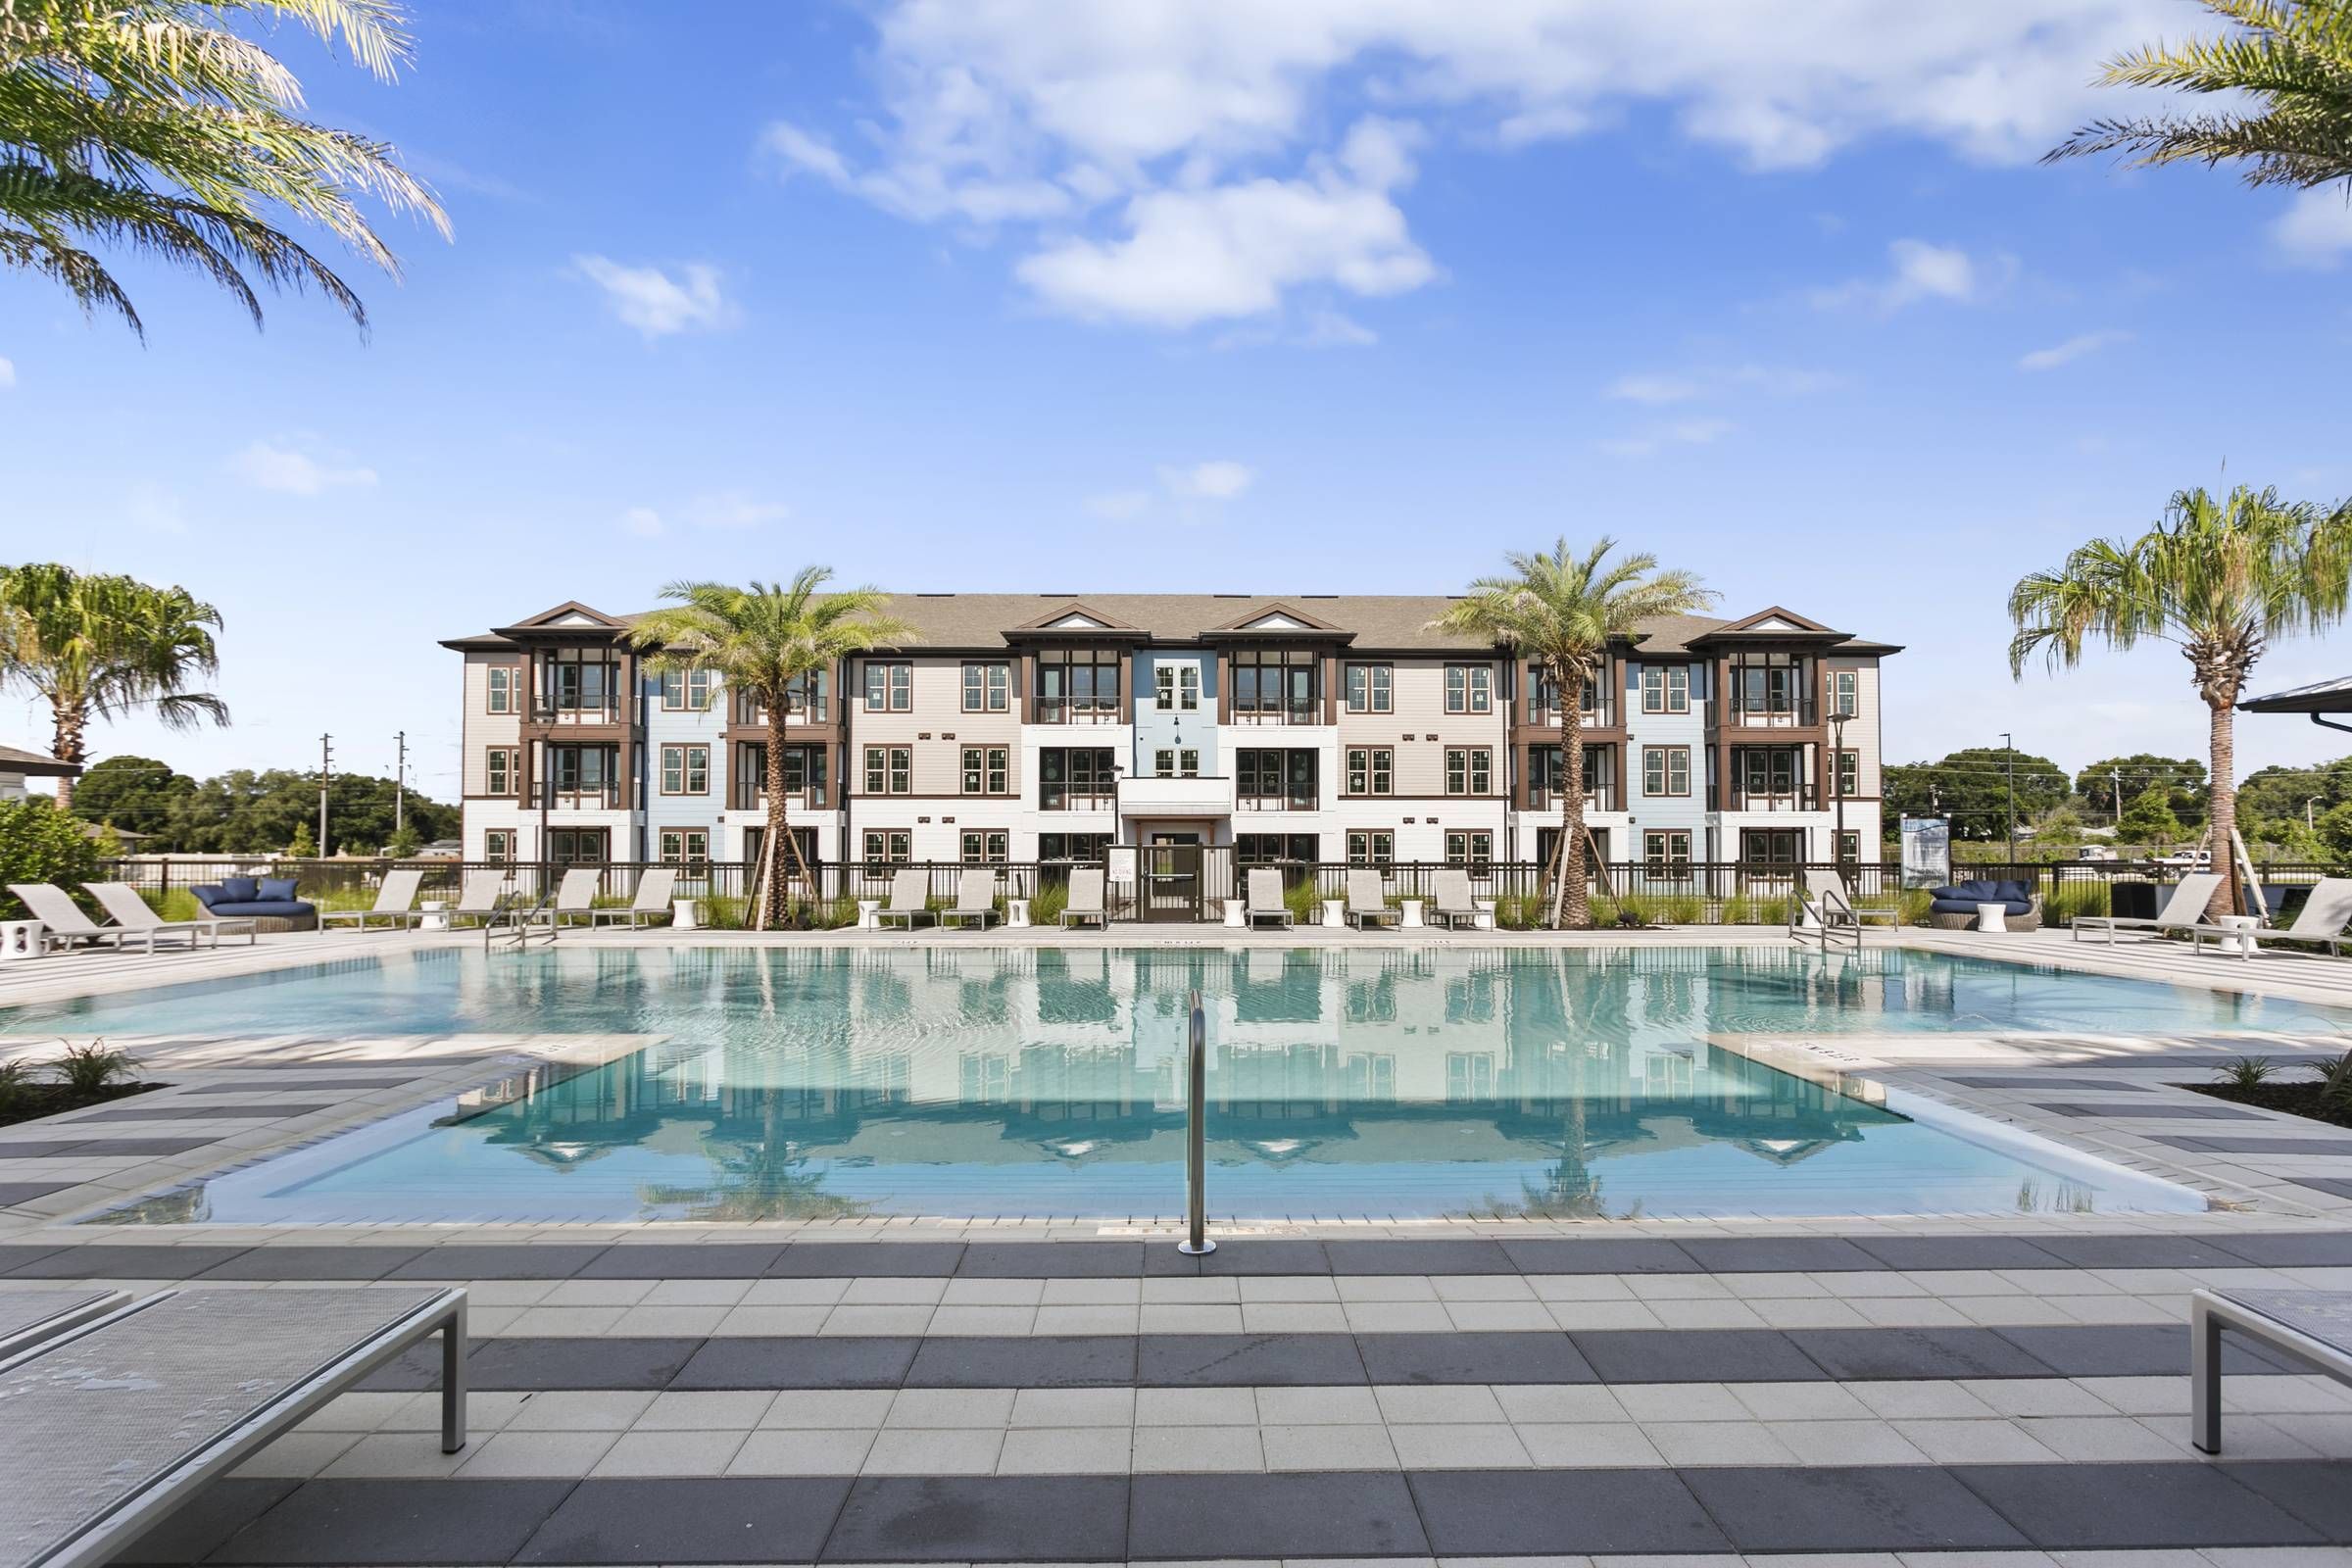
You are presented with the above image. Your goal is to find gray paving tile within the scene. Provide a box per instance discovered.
[0,1136,217,1157]
[1788,1327,2056,1382]
[362,1337,702,1394]
[956,1242,1143,1277]
[906,1335,1136,1388]
[1850,1236,2069,1272]
[1685,1464,2033,1552]
[0,1182,71,1206]
[1324,1239,1513,1275]
[514,1476,848,1563]
[2219,1458,2352,1539]
[65,1102,330,1121]
[769,1242,965,1278]
[1948,1075,2152,1090]
[0,1243,69,1273]
[1405,1467,1727,1556]
[115,1479,298,1565]
[1994,1325,2294,1380]
[2285,1178,2352,1201]
[2038,1102,2263,1119]
[1571,1328,1825,1384]
[673,1336,918,1391]
[1677,1237,1886,1273]
[1356,1331,1595,1386]
[1138,1333,1366,1387]
[1954,1461,2325,1549]
[198,1247,427,1282]
[2212,1233,2352,1268]
[1186,1239,1333,1276]
[2024,1235,2259,1270]
[184,1077,416,1093]
[7,1244,251,1279]
[1497,1237,1699,1274]
[2156,1136,2352,1154]
[575,1245,783,1279]
[827,1475,1129,1561]
[1130,1471,1427,1558]
[386,1245,611,1281]
[205,1477,573,1563]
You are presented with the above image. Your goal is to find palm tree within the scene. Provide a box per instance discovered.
[2046,0,2352,190]
[2010,485,2352,919]
[1432,540,1716,928]
[2,0,447,338]
[625,569,915,930]
[0,564,228,811]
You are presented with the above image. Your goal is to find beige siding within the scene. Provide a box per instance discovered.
[853,656,1022,797]
[1828,657,1883,797]
[462,653,521,795]
[1359,659,1509,797]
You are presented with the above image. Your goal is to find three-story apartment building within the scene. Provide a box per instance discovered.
[442,594,1897,883]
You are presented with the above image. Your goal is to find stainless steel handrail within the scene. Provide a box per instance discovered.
[1179,988,1214,1255]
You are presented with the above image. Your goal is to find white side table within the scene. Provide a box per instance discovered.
[1975,902,2009,934]
[416,900,448,932]
[1006,897,1031,928]
[2215,913,2259,957]
[1474,899,1497,931]
[1224,899,1247,928]
[857,898,882,931]
[1400,899,1424,928]
[672,898,700,931]
[0,920,43,960]
[1322,898,1346,928]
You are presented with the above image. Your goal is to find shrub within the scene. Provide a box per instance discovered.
[1720,893,1755,924]
[0,1059,29,1116]
[1284,877,1322,925]
[54,1041,136,1096]
[1898,887,1934,926]
[1612,892,1656,927]
[2044,879,2112,927]
[2315,1050,2352,1109]
[2215,1055,2278,1089]
[138,887,206,922]
[1029,881,1068,925]
[700,893,748,929]
[1494,892,1544,929]
[1660,892,1703,925]
[0,798,103,919]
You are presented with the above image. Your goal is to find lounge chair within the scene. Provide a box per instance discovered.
[7,883,152,954]
[320,866,428,932]
[941,868,1000,930]
[2190,875,2352,959]
[874,867,932,930]
[2073,871,2226,945]
[1430,868,1481,930]
[0,1287,127,1359]
[1246,868,1293,929]
[1793,869,1864,931]
[594,867,678,928]
[444,869,512,929]
[1344,868,1399,929]
[533,866,605,929]
[85,881,256,949]
[1059,867,1107,929]
[0,1286,466,1568]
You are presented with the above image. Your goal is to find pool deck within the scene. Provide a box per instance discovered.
[9,925,2352,1564]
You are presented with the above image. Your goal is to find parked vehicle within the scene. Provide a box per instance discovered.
[2152,849,2213,870]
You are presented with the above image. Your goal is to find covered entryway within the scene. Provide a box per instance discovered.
[1141,830,1205,922]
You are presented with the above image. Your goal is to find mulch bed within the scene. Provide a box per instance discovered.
[2183,1079,2352,1130]
[0,1081,163,1131]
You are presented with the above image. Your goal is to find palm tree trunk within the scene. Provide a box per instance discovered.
[2207,696,2239,921]
[1553,663,1592,929]
[47,696,85,813]
[760,712,794,930]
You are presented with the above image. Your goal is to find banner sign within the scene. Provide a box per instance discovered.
[1899,817,1951,890]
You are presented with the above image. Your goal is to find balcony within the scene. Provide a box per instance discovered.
[542,782,630,810]
[1031,699,1123,725]
[1039,787,1115,812]
[529,702,626,727]
[1530,783,1616,812]
[1725,786,1822,812]
[1118,774,1236,816]
[730,783,829,811]
[1229,703,1320,727]
[1726,698,1818,729]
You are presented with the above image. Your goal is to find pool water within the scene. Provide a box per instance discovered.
[9,945,2314,1224]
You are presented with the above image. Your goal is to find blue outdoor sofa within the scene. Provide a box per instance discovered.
[1926,878,2041,932]
[191,875,318,932]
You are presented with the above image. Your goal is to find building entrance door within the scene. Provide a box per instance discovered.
[1143,830,1204,922]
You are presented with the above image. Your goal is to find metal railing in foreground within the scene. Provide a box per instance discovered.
[1179,988,1212,1256]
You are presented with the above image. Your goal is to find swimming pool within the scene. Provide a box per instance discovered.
[10,945,2311,1224]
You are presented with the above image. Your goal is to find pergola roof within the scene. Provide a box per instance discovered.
[2240,676,2352,715]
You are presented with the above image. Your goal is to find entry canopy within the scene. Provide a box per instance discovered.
[2239,675,2352,735]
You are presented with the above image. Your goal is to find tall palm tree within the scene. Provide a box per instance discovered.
[1432,540,1716,929]
[2,0,447,338]
[0,563,228,811]
[2046,0,2352,190]
[625,569,915,930]
[2010,485,2352,919]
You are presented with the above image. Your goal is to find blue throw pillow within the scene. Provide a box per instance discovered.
[257,877,299,902]
[190,883,224,909]
[220,875,259,903]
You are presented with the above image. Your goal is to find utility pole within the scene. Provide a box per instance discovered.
[2113,767,2124,827]
[394,731,408,839]
[2310,796,2324,836]
[2000,732,2017,863]
[318,733,333,858]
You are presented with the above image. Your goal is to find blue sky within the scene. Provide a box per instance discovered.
[5,0,2352,802]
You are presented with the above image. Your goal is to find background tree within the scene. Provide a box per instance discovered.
[2321,800,2352,860]
[2238,756,2352,827]
[68,753,194,836]
[2116,786,2187,850]
[1,0,447,336]
[0,796,101,918]
[2073,753,2208,824]
[1883,747,2070,841]
[0,564,228,810]
[626,570,914,930]
[1432,539,1716,928]
[2047,0,2352,191]
[2010,483,2352,917]
[285,820,316,857]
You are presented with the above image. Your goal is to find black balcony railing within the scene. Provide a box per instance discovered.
[543,782,628,809]
[1039,787,1115,811]
[1032,700,1122,725]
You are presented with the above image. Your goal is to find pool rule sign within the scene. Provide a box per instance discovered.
[1900,817,1951,889]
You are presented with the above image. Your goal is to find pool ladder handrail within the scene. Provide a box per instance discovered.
[1178,988,1214,1256]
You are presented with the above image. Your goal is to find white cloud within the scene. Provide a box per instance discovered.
[1159,459,1254,500]
[1606,364,1838,403]
[1597,417,1734,460]
[756,2,2176,329]
[2018,328,2132,370]
[1809,238,1995,314]
[2274,187,2352,268]
[571,256,738,338]
[127,482,185,533]
[0,357,14,389]
[620,507,664,538]
[620,491,788,538]
[1606,373,1703,405]
[1084,489,1151,520]
[226,440,377,497]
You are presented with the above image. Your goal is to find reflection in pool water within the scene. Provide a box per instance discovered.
[59,945,2249,1224]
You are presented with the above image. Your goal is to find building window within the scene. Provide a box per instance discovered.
[545,655,616,714]
[1034,648,1122,721]
[1445,663,1494,713]
[485,665,515,713]
[959,829,1009,863]
[962,662,1010,712]
[1237,833,1316,864]
[485,748,516,797]
[1040,832,1110,861]
[1832,668,1858,717]
[961,746,1010,795]
[1730,652,1807,719]
[1640,664,1690,713]
[1040,748,1115,808]
[772,668,828,720]
[1642,745,1690,798]
[1344,663,1392,713]
[862,830,911,864]
[1152,748,1200,778]
[1740,748,1803,799]
[482,828,514,862]
[660,744,709,795]
[1643,829,1691,869]
[658,828,710,864]
[864,746,911,794]
[1237,749,1313,808]
[1445,831,1493,867]
[1838,830,1862,863]
[548,744,616,798]
[1346,747,1392,796]
[863,661,912,712]
[1347,830,1395,866]
[1153,662,1200,711]
[1445,748,1492,796]
[660,669,714,710]
[1230,648,1316,722]
[1837,749,1860,799]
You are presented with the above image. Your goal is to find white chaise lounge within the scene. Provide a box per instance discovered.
[2072,871,2225,945]
[2189,876,2352,959]
[320,866,429,932]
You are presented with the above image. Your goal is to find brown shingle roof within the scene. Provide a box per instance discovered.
[0,744,78,776]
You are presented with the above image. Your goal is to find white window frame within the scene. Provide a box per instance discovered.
[1445,663,1494,714]
[1344,663,1393,713]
